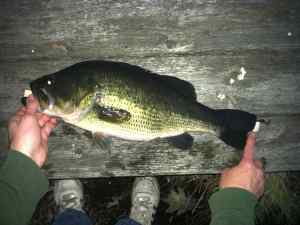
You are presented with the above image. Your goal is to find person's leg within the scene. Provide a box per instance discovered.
[52,179,93,225]
[52,208,92,225]
[115,177,160,225]
[115,217,141,225]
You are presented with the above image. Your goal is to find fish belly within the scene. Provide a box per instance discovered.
[74,109,214,141]
[75,86,216,140]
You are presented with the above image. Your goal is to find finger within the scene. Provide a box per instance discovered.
[241,132,256,163]
[15,112,23,118]
[12,107,25,119]
[38,114,58,127]
[38,114,51,127]
[260,157,267,169]
[27,94,34,101]
[26,95,39,114]
[16,110,25,117]
[36,112,43,118]
[8,117,19,133]
[41,121,56,138]
[18,106,26,112]
[221,168,230,175]
[254,159,263,169]
[50,117,57,124]
[257,171,265,196]
[9,114,22,127]
[8,107,29,134]
[14,106,26,116]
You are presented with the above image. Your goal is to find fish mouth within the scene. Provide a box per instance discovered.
[41,88,55,110]
[30,82,55,111]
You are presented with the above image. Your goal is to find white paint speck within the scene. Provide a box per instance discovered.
[31,49,35,53]
[288,32,292,36]
[237,67,247,80]
[217,93,226,101]
[47,80,52,85]
[252,122,260,133]
[229,78,235,84]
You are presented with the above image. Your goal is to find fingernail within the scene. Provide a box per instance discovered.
[27,95,33,102]
[247,132,255,137]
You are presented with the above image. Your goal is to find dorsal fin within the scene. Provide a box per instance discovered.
[154,74,197,100]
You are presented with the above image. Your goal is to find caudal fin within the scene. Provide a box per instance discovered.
[215,109,257,149]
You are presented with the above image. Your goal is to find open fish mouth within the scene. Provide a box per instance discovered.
[40,88,55,110]
[29,82,55,111]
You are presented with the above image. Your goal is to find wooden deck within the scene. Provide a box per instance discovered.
[0,0,299,178]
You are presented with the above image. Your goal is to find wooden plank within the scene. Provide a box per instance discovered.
[0,0,299,61]
[0,0,299,177]
[0,51,300,121]
[1,114,299,178]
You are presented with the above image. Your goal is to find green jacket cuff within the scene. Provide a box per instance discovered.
[0,150,49,225]
[209,188,257,225]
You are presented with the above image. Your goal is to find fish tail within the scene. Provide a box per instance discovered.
[214,109,257,149]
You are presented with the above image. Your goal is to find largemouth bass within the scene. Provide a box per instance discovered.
[29,60,257,149]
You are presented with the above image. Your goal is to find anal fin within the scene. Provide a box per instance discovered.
[166,133,194,150]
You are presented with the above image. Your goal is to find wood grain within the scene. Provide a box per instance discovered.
[0,51,299,119]
[1,0,299,60]
[0,114,299,178]
[0,0,299,177]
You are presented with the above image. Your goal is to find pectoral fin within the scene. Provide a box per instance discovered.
[94,105,131,123]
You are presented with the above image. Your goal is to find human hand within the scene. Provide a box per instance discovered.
[219,133,265,198]
[8,95,57,167]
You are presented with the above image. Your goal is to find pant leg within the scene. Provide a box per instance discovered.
[115,216,141,225]
[52,208,93,225]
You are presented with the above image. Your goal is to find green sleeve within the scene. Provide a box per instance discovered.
[209,188,257,225]
[0,150,49,225]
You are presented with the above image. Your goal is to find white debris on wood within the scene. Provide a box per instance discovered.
[252,122,260,133]
[217,93,226,101]
[237,67,247,80]
[288,32,292,36]
[24,89,32,97]
[229,78,235,84]
[168,44,193,53]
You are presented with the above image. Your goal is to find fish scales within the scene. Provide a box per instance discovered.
[29,60,257,149]
[75,69,210,140]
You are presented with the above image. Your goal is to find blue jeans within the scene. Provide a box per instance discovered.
[52,208,141,225]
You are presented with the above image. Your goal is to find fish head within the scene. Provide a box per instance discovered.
[30,72,92,118]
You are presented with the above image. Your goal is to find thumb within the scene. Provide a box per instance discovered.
[241,132,256,163]
[26,95,39,114]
